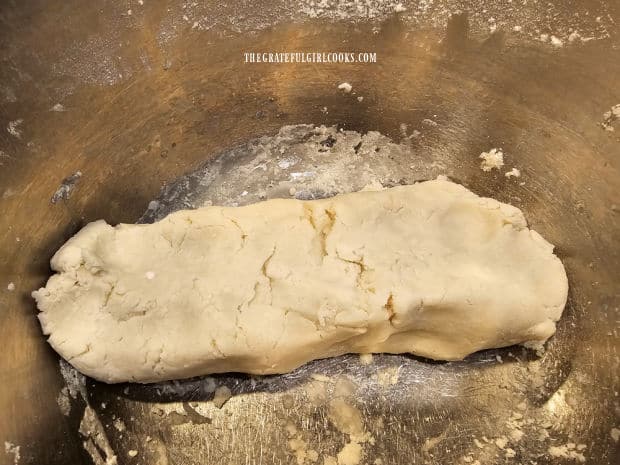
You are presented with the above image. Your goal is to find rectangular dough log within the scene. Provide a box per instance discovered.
[32,179,568,383]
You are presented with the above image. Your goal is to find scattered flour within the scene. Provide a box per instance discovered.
[51,171,82,204]
[58,360,118,464]
[421,118,438,127]
[4,442,20,465]
[422,432,446,453]
[79,406,118,465]
[59,359,87,401]
[57,387,71,416]
[305,379,329,406]
[7,119,23,139]
[334,376,357,398]
[286,425,319,465]
[212,385,232,408]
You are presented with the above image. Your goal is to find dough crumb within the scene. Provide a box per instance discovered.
[128,450,138,457]
[310,373,332,383]
[7,119,23,139]
[337,442,362,465]
[285,421,319,464]
[328,398,371,465]
[285,422,298,437]
[422,433,445,453]
[334,376,357,398]
[479,148,504,171]
[360,180,384,192]
[610,428,620,442]
[359,354,373,365]
[113,418,126,432]
[212,385,232,408]
[337,82,352,93]
[505,168,521,178]
[550,35,564,47]
[305,380,328,406]
[548,444,586,462]
[494,436,508,449]
[601,104,620,131]
[375,367,400,386]
[7,282,15,291]
[145,271,156,280]
[328,398,365,437]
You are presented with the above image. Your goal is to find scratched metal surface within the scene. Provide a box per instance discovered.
[0,1,619,465]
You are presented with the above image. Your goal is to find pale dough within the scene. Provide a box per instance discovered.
[32,179,568,383]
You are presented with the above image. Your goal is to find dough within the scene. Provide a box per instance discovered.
[32,179,568,383]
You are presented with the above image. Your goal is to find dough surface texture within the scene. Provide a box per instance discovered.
[33,180,568,383]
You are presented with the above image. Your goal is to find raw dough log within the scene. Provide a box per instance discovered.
[33,180,568,383]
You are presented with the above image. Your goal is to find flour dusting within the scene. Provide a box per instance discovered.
[4,442,21,465]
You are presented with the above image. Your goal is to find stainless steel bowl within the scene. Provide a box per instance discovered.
[1,1,618,464]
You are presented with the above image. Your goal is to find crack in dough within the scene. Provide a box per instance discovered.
[33,180,568,383]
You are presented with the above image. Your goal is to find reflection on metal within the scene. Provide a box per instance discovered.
[0,1,618,464]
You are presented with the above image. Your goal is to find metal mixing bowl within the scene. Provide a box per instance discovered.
[1,1,618,464]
